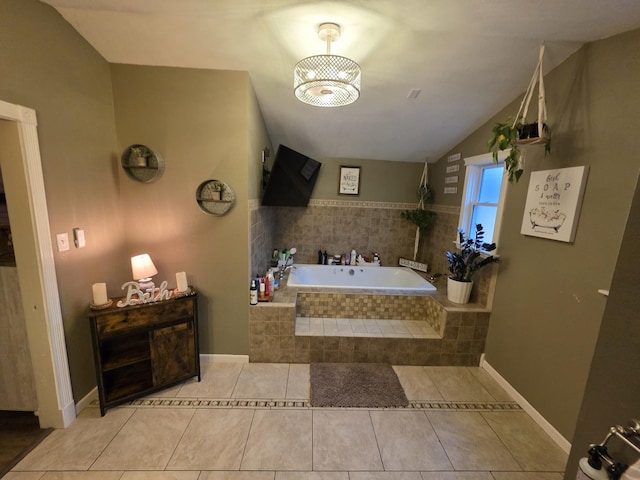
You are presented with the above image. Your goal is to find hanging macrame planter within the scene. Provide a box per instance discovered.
[401,162,435,260]
[488,44,551,182]
[513,44,550,146]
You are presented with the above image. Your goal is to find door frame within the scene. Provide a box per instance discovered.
[0,99,75,428]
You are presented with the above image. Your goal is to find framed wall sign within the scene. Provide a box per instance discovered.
[520,166,589,242]
[339,166,360,195]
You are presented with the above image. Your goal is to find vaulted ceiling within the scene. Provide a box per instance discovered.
[42,0,640,162]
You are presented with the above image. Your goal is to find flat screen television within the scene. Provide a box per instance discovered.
[261,145,321,207]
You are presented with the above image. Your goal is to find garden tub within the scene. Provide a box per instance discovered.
[286,264,436,292]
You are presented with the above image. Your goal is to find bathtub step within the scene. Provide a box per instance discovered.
[295,317,440,339]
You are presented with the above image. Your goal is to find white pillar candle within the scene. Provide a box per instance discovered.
[92,282,108,305]
[176,272,188,292]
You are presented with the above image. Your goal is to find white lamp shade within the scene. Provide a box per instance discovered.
[131,253,158,280]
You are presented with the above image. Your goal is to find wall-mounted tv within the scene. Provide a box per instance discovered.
[261,145,321,207]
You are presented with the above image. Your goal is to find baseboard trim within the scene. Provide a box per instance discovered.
[200,354,249,364]
[75,386,97,416]
[480,355,572,454]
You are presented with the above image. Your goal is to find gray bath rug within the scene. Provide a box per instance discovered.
[310,363,409,408]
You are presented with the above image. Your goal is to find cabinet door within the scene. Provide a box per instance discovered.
[150,321,196,386]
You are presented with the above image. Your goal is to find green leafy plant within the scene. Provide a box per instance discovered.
[488,120,523,183]
[129,145,151,158]
[488,118,551,183]
[401,208,436,234]
[446,224,499,282]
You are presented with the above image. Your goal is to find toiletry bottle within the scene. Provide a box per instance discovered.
[351,249,357,265]
[323,251,328,265]
[250,280,258,305]
[318,250,323,264]
[270,268,279,290]
[264,272,272,298]
[259,277,266,301]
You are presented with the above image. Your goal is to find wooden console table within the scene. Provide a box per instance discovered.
[88,291,200,415]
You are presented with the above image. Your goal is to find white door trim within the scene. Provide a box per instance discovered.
[0,99,75,428]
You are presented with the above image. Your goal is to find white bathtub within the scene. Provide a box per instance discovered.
[286,264,436,292]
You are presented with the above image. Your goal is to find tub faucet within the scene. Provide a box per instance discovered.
[277,247,296,280]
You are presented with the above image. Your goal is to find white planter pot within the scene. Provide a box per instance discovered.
[447,277,473,304]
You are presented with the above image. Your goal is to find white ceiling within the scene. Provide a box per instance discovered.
[41,0,640,163]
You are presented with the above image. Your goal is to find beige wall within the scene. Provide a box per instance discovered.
[110,64,264,357]
[564,175,640,479]
[311,158,424,203]
[0,0,124,401]
[432,30,640,441]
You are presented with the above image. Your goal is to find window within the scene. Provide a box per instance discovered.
[458,152,508,254]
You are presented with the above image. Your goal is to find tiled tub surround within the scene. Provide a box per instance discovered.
[296,292,445,335]
[249,277,490,366]
[251,200,498,309]
[269,200,417,267]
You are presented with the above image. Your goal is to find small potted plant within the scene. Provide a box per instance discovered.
[445,224,499,304]
[488,118,550,183]
[128,145,151,167]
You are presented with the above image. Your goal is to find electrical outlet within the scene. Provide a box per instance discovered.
[56,232,70,252]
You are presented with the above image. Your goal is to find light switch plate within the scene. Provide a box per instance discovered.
[73,228,86,248]
[56,232,70,252]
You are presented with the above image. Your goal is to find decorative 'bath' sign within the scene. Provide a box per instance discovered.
[520,166,589,242]
[117,280,172,307]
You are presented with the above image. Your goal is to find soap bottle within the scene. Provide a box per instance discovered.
[318,250,323,264]
[249,279,258,305]
[351,249,357,265]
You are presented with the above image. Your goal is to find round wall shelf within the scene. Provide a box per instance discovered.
[196,179,236,216]
[121,144,165,183]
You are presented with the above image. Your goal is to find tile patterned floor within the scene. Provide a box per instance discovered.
[295,317,440,339]
[7,363,568,480]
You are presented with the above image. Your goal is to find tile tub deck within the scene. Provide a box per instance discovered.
[249,271,491,366]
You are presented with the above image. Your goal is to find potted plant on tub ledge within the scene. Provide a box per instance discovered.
[445,224,499,304]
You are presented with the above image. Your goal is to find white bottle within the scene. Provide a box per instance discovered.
[351,249,357,265]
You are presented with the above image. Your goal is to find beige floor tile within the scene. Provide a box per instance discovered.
[286,364,310,399]
[467,368,513,401]
[150,383,184,397]
[40,474,124,480]
[199,472,276,480]
[3,474,46,480]
[349,473,423,480]
[427,411,520,471]
[166,409,254,470]
[177,362,243,398]
[369,411,452,471]
[419,473,494,480]
[482,412,568,471]
[91,408,194,470]
[313,411,383,471]
[424,367,495,401]
[393,366,443,401]
[490,473,563,480]
[121,473,199,480]
[233,363,289,398]
[13,408,133,471]
[276,473,348,480]
[241,410,312,470]
[350,319,368,334]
